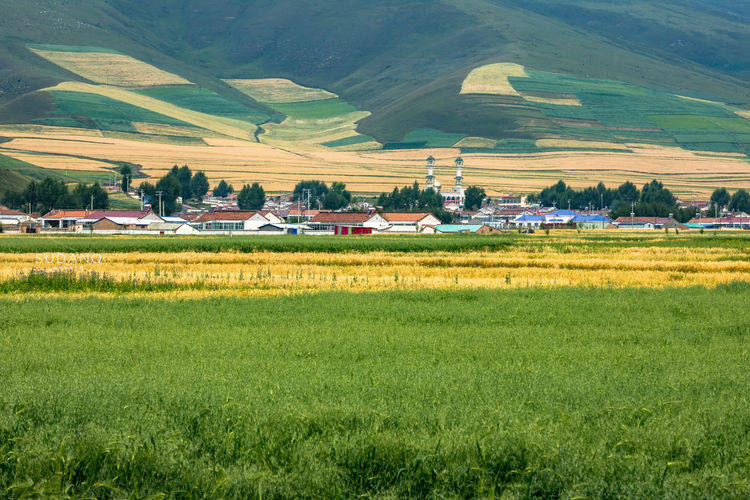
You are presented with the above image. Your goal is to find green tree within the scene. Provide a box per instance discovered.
[640,180,675,206]
[293,180,329,207]
[710,187,730,208]
[213,180,234,198]
[464,186,486,211]
[119,164,133,193]
[191,172,209,199]
[238,183,266,210]
[321,182,351,210]
[729,189,750,213]
[177,165,193,200]
[139,181,155,203]
[154,174,182,215]
[72,183,108,209]
[617,181,638,203]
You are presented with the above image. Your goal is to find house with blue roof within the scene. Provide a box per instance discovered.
[514,214,545,229]
[571,215,612,229]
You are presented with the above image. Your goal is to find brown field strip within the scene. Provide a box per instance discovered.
[0,126,749,195]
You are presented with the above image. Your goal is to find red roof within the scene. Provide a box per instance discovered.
[382,212,433,222]
[41,210,90,219]
[0,207,25,216]
[690,217,750,224]
[195,211,263,222]
[86,210,153,219]
[310,212,378,224]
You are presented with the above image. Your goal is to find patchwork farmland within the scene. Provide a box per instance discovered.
[0,45,748,196]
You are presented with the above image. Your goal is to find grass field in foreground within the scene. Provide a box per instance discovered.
[1,287,750,497]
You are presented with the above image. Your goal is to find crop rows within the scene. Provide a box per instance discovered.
[2,240,748,296]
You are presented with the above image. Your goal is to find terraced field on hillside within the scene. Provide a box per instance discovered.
[225,78,379,151]
[388,63,750,158]
[2,46,750,195]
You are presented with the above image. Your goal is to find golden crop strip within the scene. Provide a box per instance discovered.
[2,127,749,196]
[29,49,191,87]
[2,245,749,297]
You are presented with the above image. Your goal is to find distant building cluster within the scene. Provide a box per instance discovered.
[2,155,748,235]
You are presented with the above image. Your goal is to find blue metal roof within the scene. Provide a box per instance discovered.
[515,215,545,222]
[572,215,611,223]
[547,209,577,216]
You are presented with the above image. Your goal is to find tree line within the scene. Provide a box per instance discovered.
[2,178,109,214]
[528,180,698,222]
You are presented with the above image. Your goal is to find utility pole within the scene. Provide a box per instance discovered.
[156,191,164,217]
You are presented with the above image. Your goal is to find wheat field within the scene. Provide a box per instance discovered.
[29,49,191,87]
[2,124,749,195]
[224,78,337,103]
[460,62,528,96]
[43,82,258,139]
[3,238,748,297]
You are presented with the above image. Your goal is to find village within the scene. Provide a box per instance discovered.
[1,157,749,235]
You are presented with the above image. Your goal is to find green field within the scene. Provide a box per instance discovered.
[0,167,30,194]
[0,153,111,185]
[270,98,359,120]
[133,86,269,124]
[37,90,194,133]
[400,128,466,148]
[2,287,750,497]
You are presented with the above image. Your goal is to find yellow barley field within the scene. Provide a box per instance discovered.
[535,139,630,150]
[2,126,750,195]
[30,49,191,87]
[224,78,337,103]
[520,94,582,106]
[44,82,258,140]
[460,63,528,96]
[2,242,749,298]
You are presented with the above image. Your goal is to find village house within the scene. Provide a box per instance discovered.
[308,212,388,231]
[687,216,750,230]
[147,222,201,235]
[90,217,151,232]
[0,207,34,229]
[77,210,162,230]
[382,212,442,233]
[194,210,273,231]
[513,214,546,230]
[494,193,527,207]
[572,215,613,229]
[40,210,90,229]
[613,216,682,230]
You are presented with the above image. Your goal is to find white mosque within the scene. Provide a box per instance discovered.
[424,156,465,208]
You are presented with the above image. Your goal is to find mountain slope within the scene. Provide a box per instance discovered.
[0,0,749,189]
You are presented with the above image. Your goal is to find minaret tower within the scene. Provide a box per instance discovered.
[425,155,436,189]
[454,157,464,189]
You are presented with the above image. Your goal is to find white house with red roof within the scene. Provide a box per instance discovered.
[309,212,388,231]
[194,210,273,231]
